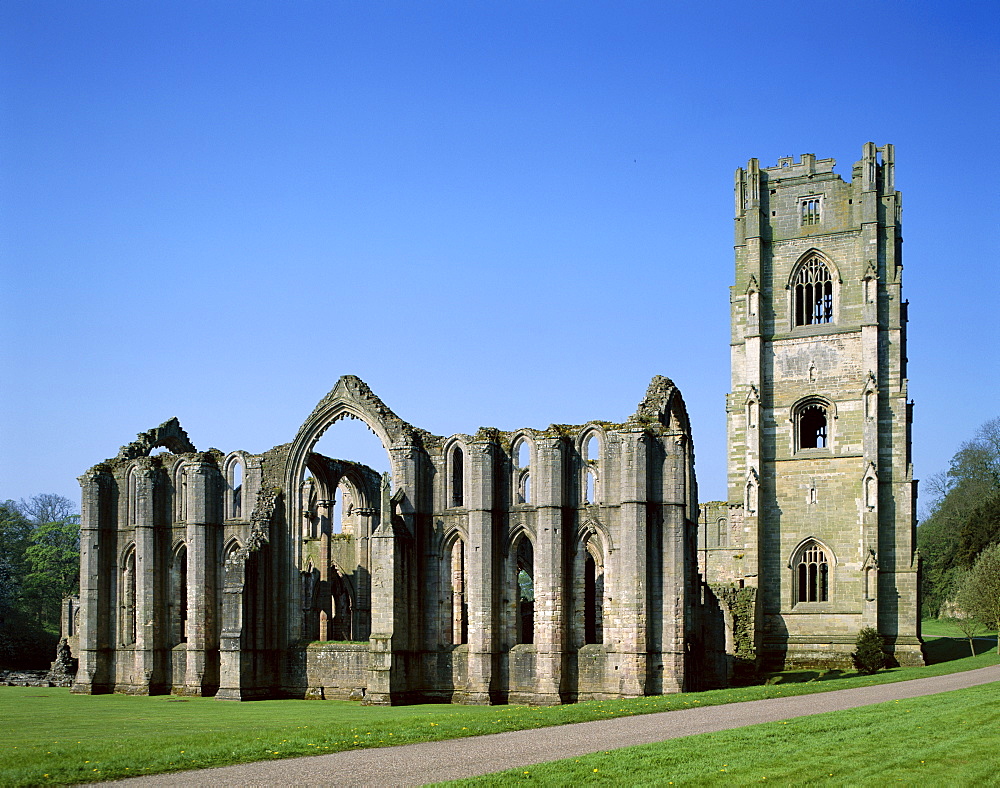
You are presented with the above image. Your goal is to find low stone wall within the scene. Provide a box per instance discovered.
[1,670,73,688]
[300,642,370,700]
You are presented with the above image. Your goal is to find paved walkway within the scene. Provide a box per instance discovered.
[107,664,1000,787]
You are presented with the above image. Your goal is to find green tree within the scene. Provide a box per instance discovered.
[957,543,1000,655]
[956,494,1000,569]
[23,519,80,629]
[0,495,80,668]
[918,418,1000,617]
[0,501,33,632]
[852,627,886,675]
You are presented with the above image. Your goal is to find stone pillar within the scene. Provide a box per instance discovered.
[465,437,497,704]
[364,472,400,705]
[216,551,248,700]
[617,428,648,697]
[659,433,690,693]
[184,459,217,695]
[533,435,566,704]
[133,460,159,693]
[72,469,111,694]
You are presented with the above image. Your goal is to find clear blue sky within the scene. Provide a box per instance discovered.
[2,1,997,512]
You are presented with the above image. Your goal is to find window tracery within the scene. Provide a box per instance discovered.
[795,541,830,603]
[793,255,834,326]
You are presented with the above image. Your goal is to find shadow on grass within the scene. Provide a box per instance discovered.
[738,635,1000,688]
[924,635,998,664]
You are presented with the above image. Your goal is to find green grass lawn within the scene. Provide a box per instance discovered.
[1,625,997,786]
[444,682,1000,786]
[921,615,998,641]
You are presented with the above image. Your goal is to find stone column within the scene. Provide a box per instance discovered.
[659,433,690,693]
[533,434,565,704]
[133,460,159,693]
[364,472,400,705]
[216,551,247,700]
[465,437,497,704]
[72,469,111,694]
[184,459,217,695]
[617,428,648,697]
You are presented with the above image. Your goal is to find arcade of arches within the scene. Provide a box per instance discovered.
[71,375,715,704]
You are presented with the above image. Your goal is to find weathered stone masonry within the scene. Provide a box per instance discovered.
[701,143,923,669]
[72,375,703,703]
[72,143,923,702]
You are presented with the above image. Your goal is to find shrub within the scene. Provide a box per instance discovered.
[852,627,886,675]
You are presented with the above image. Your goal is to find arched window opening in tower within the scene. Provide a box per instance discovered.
[796,543,829,603]
[794,257,833,326]
[799,403,828,449]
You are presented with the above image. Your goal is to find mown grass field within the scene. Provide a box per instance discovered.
[0,626,996,786]
[443,681,1000,786]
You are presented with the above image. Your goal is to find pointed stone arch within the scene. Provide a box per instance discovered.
[286,376,421,495]
[786,249,840,328]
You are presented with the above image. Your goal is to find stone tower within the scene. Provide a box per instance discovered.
[728,144,923,668]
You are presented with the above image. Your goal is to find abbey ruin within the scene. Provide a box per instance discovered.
[69,143,923,703]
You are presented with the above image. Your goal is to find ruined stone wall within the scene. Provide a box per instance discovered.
[75,375,703,704]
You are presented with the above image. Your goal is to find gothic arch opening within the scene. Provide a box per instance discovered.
[512,535,535,645]
[791,539,834,604]
[285,383,414,649]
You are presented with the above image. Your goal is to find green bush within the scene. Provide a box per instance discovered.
[852,627,886,674]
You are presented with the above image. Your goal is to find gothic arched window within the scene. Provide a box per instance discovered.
[583,545,604,645]
[450,445,464,508]
[795,541,830,603]
[797,402,830,449]
[229,458,243,519]
[513,438,532,505]
[170,544,188,646]
[121,546,137,646]
[793,256,834,326]
[449,536,467,644]
[514,536,534,644]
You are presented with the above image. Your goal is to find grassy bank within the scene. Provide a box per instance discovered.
[0,629,996,785]
[445,681,1000,785]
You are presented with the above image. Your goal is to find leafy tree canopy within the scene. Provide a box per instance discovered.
[956,544,1000,654]
[918,418,1000,618]
[0,495,79,669]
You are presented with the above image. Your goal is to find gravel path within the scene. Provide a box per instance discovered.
[104,664,1000,787]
